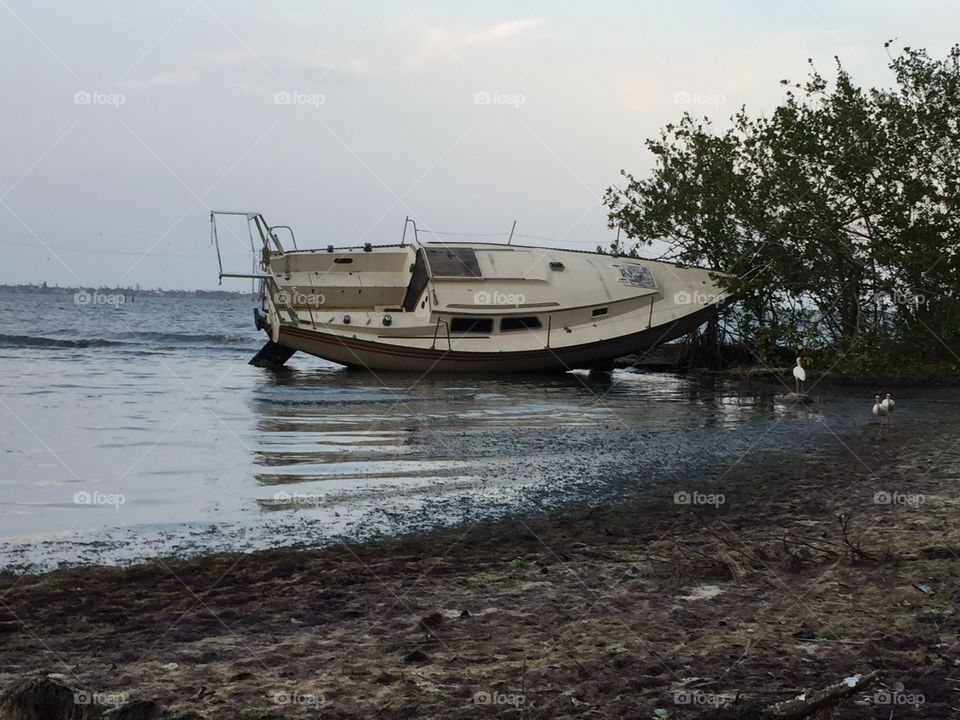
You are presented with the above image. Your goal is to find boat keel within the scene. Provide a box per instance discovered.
[249,340,297,368]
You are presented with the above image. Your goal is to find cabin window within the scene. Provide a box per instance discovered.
[450,317,493,333]
[334,257,353,264]
[592,307,609,317]
[500,316,542,331]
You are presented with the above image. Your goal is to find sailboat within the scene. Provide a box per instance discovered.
[211,212,730,373]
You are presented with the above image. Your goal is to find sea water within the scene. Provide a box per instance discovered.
[0,291,948,570]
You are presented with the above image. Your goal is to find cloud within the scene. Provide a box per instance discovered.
[406,18,540,68]
[469,19,541,45]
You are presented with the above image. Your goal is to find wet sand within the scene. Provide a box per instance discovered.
[1,416,959,718]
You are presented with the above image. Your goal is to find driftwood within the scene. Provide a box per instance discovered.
[835,513,877,562]
[699,671,880,720]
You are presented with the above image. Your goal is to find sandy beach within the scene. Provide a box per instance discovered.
[2,411,958,719]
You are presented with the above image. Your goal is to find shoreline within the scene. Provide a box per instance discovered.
[2,418,959,718]
[614,348,960,386]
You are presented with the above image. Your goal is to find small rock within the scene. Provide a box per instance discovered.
[404,649,429,663]
[418,612,444,633]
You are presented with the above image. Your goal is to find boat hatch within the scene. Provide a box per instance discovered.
[426,248,482,278]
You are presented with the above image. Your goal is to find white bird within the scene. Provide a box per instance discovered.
[793,357,806,394]
[881,393,895,425]
[873,394,890,428]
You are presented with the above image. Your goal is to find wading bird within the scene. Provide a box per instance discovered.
[882,393,895,424]
[873,394,890,428]
[793,357,806,394]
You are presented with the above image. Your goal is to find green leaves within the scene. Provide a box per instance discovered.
[605,44,960,375]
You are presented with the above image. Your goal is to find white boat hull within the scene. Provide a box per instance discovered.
[276,304,718,373]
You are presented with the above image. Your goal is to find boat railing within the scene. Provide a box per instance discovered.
[210,211,317,330]
[431,318,451,351]
[400,216,420,247]
[269,225,297,250]
[209,211,287,282]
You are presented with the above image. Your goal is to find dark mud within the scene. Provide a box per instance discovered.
[2,417,959,718]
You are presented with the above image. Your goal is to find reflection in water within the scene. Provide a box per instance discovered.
[245,366,812,516]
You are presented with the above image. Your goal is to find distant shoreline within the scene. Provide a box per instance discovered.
[0,284,255,299]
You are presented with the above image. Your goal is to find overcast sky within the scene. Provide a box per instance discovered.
[0,0,956,290]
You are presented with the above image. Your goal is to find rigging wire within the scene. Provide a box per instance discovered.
[416,229,510,237]
[417,228,599,245]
